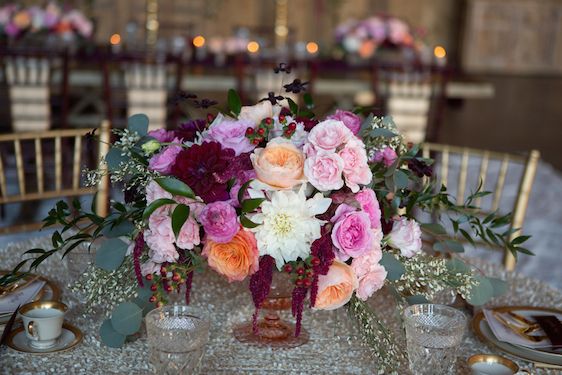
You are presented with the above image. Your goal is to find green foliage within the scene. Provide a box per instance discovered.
[105,147,128,171]
[99,319,126,348]
[303,93,314,110]
[240,215,260,229]
[143,198,176,220]
[127,114,149,136]
[155,177,196,199]
[171,204,190,239]
[95,238,129,271]
[227,89,242,116]
[110,301,143,336]
[241,198,266,213]
[380,253,405,281]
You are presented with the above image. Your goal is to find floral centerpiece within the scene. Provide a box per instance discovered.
[334,14,429,63]
[1,66,530,372]
[0,2,92,43]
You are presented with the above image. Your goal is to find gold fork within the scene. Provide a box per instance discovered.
[493,311,547,342]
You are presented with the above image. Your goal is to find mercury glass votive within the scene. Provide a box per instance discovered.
[145,305,210,374]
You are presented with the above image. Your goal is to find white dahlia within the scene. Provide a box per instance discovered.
[250,186,332,269]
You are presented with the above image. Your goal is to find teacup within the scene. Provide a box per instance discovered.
[468,354,530,375]
[20,300,67,349]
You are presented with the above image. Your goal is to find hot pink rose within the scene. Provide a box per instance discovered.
[327,110,362,135]
[355,188,381,229]
[372,147,398,167]
[148,129,176,143]
[175,217,201,250]
[344,165,372,193]
[338,138,368,174]
[207,118,255,156]
[199,201,239,243]
[351,253,387,301]
[304,153,345,191]
[307,119,352,152]
[145,181,172,204]
[148,142,182,174]
[331,204,373,258]
[388,217,422,258]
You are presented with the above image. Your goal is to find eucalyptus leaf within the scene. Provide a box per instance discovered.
[105,147,128,171]
[228,89,242,116]
[406,295,430,305]
[394,169,408,189]
[102,220,135,238]
[155,177,195,199]
[466,275,494,306]
[380,253,405,281]
[433,240,464,253]
[370,128,397,138]
[420,223,448,236]
[111,301,143,336]
[95,238,128,271]
[359,112,374,135]
[172,204,190,239]
[99,319,126,348]
[446,258,471,274]
[127,114,149,136]
[488,277,508,297]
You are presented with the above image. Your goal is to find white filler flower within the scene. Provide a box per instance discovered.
[250,186,332,269]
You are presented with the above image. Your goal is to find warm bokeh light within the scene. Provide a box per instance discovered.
[306,42,319,54]
[434,45,446,58]
[358,41,376,58]
[109,34,121,45]
[193,35,205,48]
[247,41,260,53]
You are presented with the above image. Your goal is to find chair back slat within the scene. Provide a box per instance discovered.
[440,145,449,188]
[54,136,62,191]
[0,153,6,197]
[475,151,490,207]
[14,139,25,195]
[72,135,82,190]
[491,155,510,212]
[456,149,470,204]
[95,121,111,217]
[34,138,44,194]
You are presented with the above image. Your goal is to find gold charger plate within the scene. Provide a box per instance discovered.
[6,321,83,354]
[472,305,562,366]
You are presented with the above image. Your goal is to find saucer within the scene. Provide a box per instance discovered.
[7,321,83,354]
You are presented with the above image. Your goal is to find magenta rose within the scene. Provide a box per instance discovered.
[304,153,345,191]
[355,188,381,229]
[207,118,256,156]
[148,129,176,143]
[148,142,182,175]
[199,201,239,243]
[307,119,352,152]
[388,217,422,258]
[372,147,398,167]
[327,109,362,135]
[330,204,373,258]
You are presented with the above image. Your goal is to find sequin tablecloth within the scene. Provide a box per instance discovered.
[1,236,561,374]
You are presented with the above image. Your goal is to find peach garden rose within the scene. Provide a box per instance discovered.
[202,228,259,282]
[250,137,305,188]
[314,260,358,310]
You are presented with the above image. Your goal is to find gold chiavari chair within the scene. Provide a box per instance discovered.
[0,121,111,234]
[421,143,540,271]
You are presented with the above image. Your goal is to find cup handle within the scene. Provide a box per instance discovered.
[27,321,38,339]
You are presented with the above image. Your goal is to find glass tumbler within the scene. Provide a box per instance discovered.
[403,304,466,375]
[146,305,210,374]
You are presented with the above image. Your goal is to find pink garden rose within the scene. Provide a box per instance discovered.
[148,141,182,174]
[148,129,176,143]
[199,201,239,243]
[327,110,362,135]
[388,217,422,258]
[339,138,368,174]
[238,101,273,125]
[351,252,387,301]
[331,204,373,258]
[304,153,345,191]
[355,188,381,229]
[207,118,255,156]
[344,165,372,193]
[144,207,178,263]
[145,181,172,203]
[307,119,352,152]
[175,217,201,250]
[140,261,160,276]
[372,147,398,167]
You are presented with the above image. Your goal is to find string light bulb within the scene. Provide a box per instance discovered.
[434,45,446,59]
[110,34,121,45]
[247,41,260,53]
[306,42,319,54]
[193,35,205,48]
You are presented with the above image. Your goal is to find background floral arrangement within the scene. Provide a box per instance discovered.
[1,65,530,372]
[334,14,428,60]
[0,2,92,40]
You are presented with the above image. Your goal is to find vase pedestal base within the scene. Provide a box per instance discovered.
[232,314,309,348]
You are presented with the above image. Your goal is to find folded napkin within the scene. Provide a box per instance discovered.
[0,281,46,314]
[483,308,562,349]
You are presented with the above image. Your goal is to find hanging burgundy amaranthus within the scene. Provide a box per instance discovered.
[132,232,145,287]
[249,255,275,334]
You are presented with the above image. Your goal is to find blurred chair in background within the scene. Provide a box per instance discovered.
[0,121,110,234]
[421,143,540,271]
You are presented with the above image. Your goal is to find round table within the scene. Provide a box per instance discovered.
[1,236,560,374]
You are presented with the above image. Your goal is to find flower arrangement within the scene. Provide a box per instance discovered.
[0,2,92,40]
[1,65,531,372]
[334,14,428,61]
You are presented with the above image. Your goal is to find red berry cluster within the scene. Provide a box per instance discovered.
[145,264,189,307]
[278,114,297,138]
[245,117,274,145]
[206,113,215,124]
[283,256,321,288]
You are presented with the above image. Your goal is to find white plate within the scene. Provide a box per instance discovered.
[7,321,83,354]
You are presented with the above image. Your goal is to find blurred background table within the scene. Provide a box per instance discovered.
[1,236,560,374]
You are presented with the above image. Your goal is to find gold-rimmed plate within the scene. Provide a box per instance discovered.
[0,271,61,325]
[473,306,562,366]
[7,321,83,354]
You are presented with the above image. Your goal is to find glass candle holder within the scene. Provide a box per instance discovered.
[145,305,210,375]
[403,304,466,375]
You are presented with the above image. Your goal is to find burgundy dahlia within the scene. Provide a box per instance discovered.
[174,119,207,142]
[171,141,235,203]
